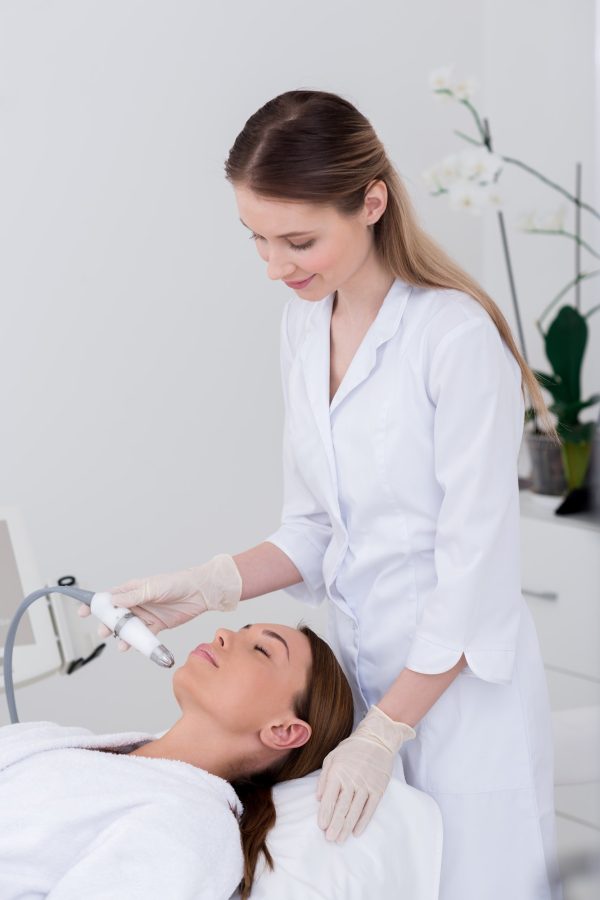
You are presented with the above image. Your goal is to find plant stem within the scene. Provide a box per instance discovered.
[584,302,600,319]
[453,129,481,146]
[523,228,600,260]
[458,98,488,143]
[498,210,529,362]
[575,163,582,311]
[483,117,529,366]
[447,90,600,220]
[537,270,600,326]
[500,156,599,220]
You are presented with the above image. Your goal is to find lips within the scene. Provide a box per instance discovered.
[192,644,218,667]
[284,274,314,288]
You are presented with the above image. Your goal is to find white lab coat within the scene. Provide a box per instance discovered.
[265,277,563,900]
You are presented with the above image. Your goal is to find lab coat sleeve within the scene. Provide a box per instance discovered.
[46,800,243,900]
[264,299,333,607]
[405,315,526,684]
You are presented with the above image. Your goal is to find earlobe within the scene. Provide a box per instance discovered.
[261,719,312,752]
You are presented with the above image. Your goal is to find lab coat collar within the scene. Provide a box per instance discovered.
[298,276,413,506]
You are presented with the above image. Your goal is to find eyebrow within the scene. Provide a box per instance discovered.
[239,218,314,239]
[241,623,290,661]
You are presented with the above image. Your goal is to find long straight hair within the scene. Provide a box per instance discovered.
[224,88,558,440]
[231,624,354,898]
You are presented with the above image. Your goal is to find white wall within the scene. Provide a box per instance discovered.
[482,0,599,398]
[0,0,596,732]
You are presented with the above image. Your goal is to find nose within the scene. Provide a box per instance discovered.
[264,246,297,281]
[213,628,231,649]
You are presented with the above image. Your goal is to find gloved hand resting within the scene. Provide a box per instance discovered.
[77,553,242,650]
[316,704,416,843]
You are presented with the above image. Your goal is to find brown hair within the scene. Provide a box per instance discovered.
[231,624,354,898]
[224,88,558,441]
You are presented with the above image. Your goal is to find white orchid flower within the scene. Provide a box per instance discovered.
[429,65,455,92]
[435,153,462,188]
[452,77,478,101]
[422,166,442,191]
[538,205,567,231]
[516,205,567,231]
[447,181,487,215]
[483,185,504,208]
[458,147,503,184]
[516,211,538,230]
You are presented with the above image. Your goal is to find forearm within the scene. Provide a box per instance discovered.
[377,654,467,728]
[232,541,303,601]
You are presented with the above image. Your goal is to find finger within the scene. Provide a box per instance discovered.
[106,578,144,595]
[317,774,343,831]
[325,786,355,842]
[96,623,112,639]
[108,590,147,609]
[352,792,382,837]
[336,788,369,843]
[117,639,130,652]
[77,604,91,618]
[128,605,166,634]
[315,756,334,800]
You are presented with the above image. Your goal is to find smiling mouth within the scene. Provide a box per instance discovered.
[284,274,315,287]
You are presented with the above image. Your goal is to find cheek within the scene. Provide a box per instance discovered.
[214,667,280,732]
[307,234,354,273]
[305,247,336,272]
[220,663,302,730]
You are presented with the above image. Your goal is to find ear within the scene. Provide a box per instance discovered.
[259,718,312,752]
[363,178,387,225]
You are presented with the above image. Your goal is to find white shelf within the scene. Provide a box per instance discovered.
[519,488,600,533]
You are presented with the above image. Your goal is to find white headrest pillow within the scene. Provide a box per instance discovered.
[230,762,443,899]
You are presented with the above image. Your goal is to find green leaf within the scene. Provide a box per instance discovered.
[545,306,588,403]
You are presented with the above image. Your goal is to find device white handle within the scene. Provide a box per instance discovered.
[90,592,174,667]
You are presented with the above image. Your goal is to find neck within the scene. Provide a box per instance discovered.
[127,714,275,781]
[333,251,395,327]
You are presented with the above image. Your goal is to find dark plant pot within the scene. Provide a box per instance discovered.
[525,432,567,496]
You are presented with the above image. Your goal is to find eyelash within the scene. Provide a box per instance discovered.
[249,233,315,251]
[254,643,271,658]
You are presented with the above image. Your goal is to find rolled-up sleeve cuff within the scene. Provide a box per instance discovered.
[264,528,327,608]
[405,634,516,684]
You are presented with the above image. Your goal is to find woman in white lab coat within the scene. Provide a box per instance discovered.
[93,90,564,899]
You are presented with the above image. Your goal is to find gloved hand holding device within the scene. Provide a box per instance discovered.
[78,553,242,650]
[316,704,416,843]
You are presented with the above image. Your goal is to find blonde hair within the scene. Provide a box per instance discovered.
[224,88,558,440]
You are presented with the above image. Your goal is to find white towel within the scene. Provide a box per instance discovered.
[0,720,244,900]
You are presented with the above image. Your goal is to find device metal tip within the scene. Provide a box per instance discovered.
[150,645,175,668]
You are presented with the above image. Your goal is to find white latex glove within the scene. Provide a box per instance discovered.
[316,704,416,843]
[77,553,242,650]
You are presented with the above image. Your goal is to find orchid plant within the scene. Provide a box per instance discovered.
[423,65,600,491]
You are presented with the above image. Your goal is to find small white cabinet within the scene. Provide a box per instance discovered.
[519,490,600,899]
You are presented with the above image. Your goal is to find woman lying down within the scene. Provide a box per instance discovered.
[0,623,354,899]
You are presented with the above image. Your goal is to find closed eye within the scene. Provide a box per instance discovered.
[255,643,271,658]
[249,233,315,251]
